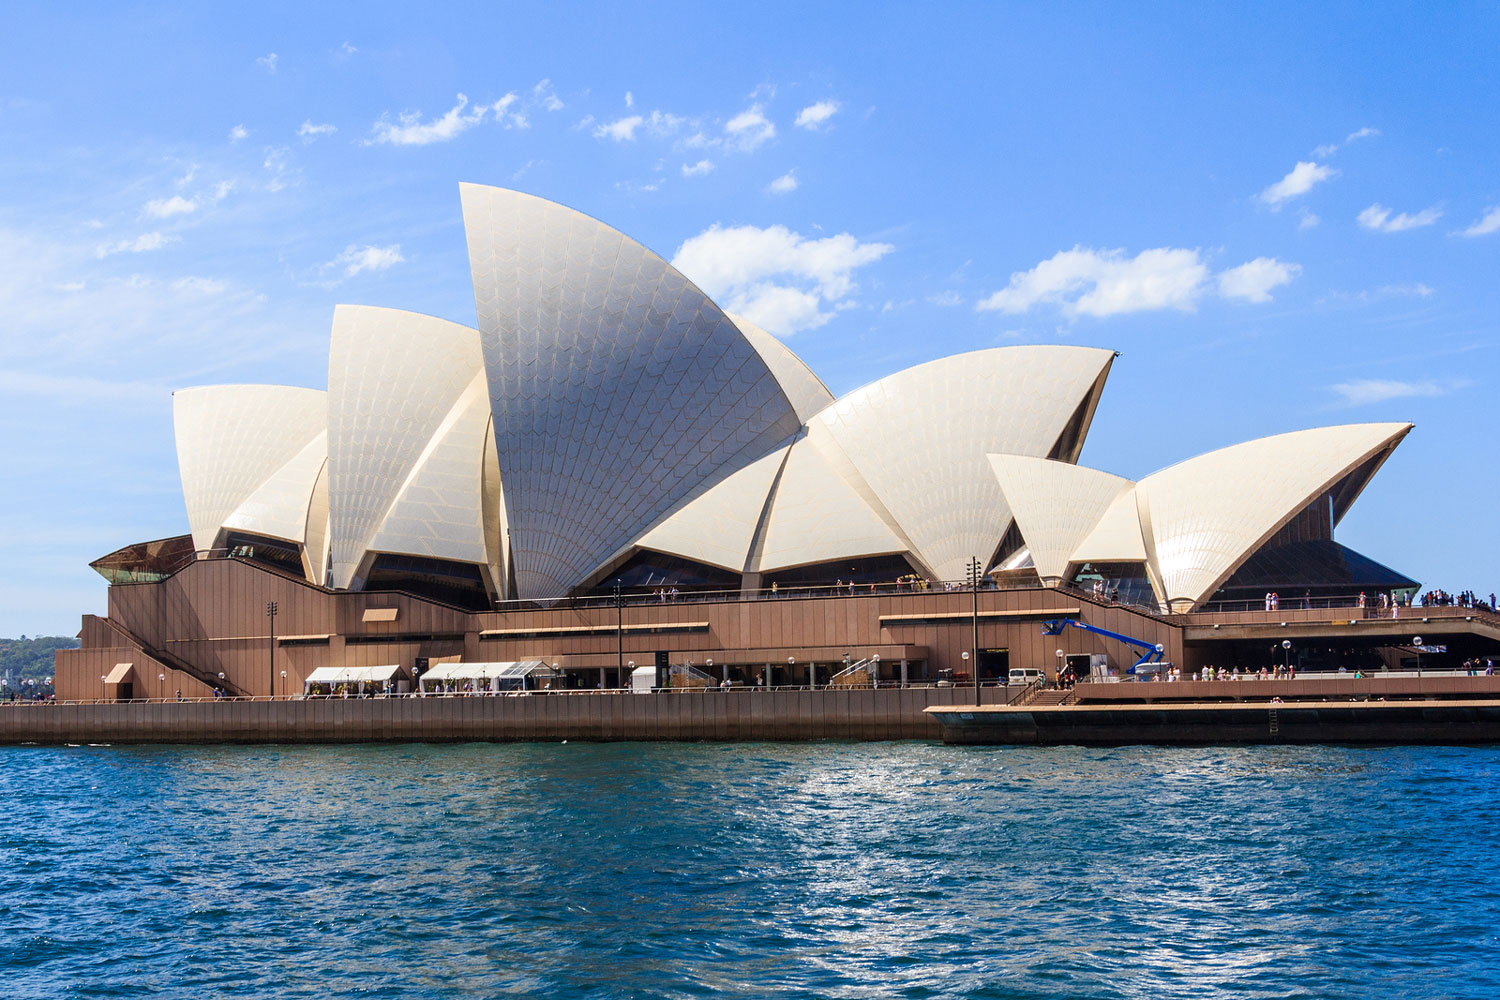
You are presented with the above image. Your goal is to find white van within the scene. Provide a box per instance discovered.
[1008,667,1044,686]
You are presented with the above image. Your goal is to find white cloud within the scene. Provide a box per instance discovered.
[1260,161,1337,207]
[366,93,523,146]
[1358,203,1442,232]
[228,124,248,142]
[594,115,643,141]
[977,247,1208,316]
[671,223,893,334]
[1218,257,1301,303]
[768,170,797,194]
[624,91,634,109]
[1457,207,1500,237]
[339,42,357,56]
[978,247,1300,317]
[1313,126,1380,158]
[927,290,963,308]
[794,100,840,130]
[256,52,278,74]
[263,147,293,191]
[681,159,714,177]
[533,79,564,111]
[725,104,775,151]
[1329,378,1465,407]
[171,276,229,295]
[324,243,404,278]
[298,120,337,140]
[1298,209,1320,230]
[95,231,179,258]
[143,195,197,219]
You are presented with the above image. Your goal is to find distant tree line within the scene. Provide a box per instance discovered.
[0,635,80,684]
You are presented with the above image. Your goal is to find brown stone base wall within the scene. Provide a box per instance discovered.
[0,687,1000,745]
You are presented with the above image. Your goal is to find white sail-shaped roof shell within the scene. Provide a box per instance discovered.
[1071,487,1150,565]
[462,184,803,600]
[727,313,835,424]
[1136,422,1412,610]
[326,305,490,590]
[988,454,1135,585]
[219,430,330,584]
[756,427,914,573]
[811,346,1115,582]
[173,385,327,554]
[634,444,789,573]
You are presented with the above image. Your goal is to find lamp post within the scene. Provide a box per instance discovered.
[266,600,278,698]
[1056,648,1065,684]
[100,673,107,700]
[614,582,624,687]
[1413,636,1423,675]
[1281,639,1292,673]
[966,555,982,705]
[788,655,796,690]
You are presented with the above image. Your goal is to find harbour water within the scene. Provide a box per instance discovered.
[2,742,1497,999]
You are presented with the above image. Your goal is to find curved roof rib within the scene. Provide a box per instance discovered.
[810,346,1116,582]
[173,385,327,554]
[987,454,1135,585]
[1136,422,1412,610]
[326,305,488,590]
[461,183,803,600]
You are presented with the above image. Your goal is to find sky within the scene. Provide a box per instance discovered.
[0,2,1496,637]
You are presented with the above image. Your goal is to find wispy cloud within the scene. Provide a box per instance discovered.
[366,93,523,146]
[681,159,714,177]
[767,169,797,194]
[95,231,179,258]
[533,79,564,112]
[228,124,248,142]
[1217,257,1301,303]
[1456,207,1500,237]
[256,52,278,74]
[1329,377,1468,407]
[1260,161,1337,207]
[595,114,643,141]
[794,100,840,130]
[672,223,892,334]
[143,195,197,219]
[927,290,963,308]
[1318,283,1435,306]
[323,244,404,278]
[1312,126,1380,158]
[724,104,775,151]
[1358,203,1442,232]
[298,120,337,141]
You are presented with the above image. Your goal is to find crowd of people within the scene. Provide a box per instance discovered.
[1420,589,1497,611]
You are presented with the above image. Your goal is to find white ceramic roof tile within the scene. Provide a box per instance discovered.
[461,184,803,600]
[727,312,835,424]
[326,305,486,588]
[987,454,1134,582]
[1138,422,1412,608]
[757,430,911,573]
[635,443,789,572]
[812,346,1115,582]
[173,385,327,553]
[221,430,328,547]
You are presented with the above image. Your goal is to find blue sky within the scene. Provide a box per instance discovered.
[1,2,1496,636]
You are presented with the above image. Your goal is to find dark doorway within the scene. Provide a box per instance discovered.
[978,648,1008,681]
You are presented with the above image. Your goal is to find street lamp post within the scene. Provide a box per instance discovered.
[1281,639,1292,673]
[966,556,982,705]
[788,656,796,690]
[615,582,624,687]
[266,600,278,698]
[1413,636,1423,675]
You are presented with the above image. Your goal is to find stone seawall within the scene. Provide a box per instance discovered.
[0,687,1000,744]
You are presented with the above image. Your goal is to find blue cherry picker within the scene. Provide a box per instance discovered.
[1040,618,1167,677]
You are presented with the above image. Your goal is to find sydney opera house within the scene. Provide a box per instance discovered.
[58,184,1493,703]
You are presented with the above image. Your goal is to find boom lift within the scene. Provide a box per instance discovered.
[1041,619,1166,675]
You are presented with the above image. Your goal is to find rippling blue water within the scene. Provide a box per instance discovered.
[2,742,1498,999]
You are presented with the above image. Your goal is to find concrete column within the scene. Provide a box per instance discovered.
[599,667,607,690]
[901,659,909,687]
[808,662,817,688]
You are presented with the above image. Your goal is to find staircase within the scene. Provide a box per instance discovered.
[92,615,250,697]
